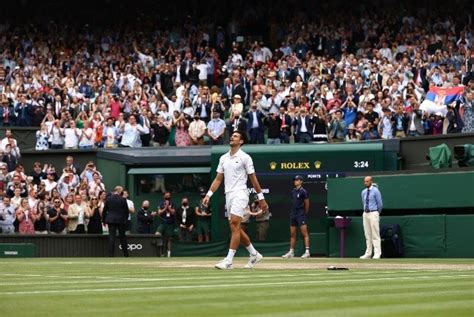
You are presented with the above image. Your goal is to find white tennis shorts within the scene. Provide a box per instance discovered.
[226,190,249,218]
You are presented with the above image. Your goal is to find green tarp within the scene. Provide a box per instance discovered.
[428,143,452,169]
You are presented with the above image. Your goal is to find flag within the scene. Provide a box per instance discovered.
[420,86,464,116]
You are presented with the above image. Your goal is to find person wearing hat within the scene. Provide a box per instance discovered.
[282,175,310,259]
[346,123,359,142]
[229,94,243,115]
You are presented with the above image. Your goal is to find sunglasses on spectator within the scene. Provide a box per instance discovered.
[54,200,61,203]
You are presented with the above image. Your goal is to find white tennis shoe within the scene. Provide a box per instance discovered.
[244,252,263,269]
[301,251,310,258]
[215,259,233,270]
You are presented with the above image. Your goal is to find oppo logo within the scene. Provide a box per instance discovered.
[119,244,143,251]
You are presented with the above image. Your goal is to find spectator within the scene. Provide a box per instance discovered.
[63,119,81,149]
[0,98,15,126]
[123,190,135,234]
[195,189,211,243]
[346,124,360,142]
[34,192,48,234]
[41,170,58,193]
[264,111,282,144]
[207,112,226,145]
[406,102,425,137]
[174,115,191,147]
[361,122,379,140]
[245,101,265,144]
[391,106,408,138]
[49,120,64,149]
[150,115,172,146]
[2,145,18,172]
[227,110,247,138]
[0,129,18,152]
[311,106,329,143]
[16,198,35,234]
[462,91,474,133]
[156,191,176,257]
[0,196,16,234]
[249,196,271,242]
[188,113,207,145]
[57,171,79,199]
[78,121,95,149]
[48,197,68,234]
[103,117,120,148]
[87,197,103,234]
[378,108,394,140]
[176,196,194,242]
[67,194,90,234]
[120,115,145,148]
[138,109,152,147]
[432,113,444,135]
[35,123,50,150]
[328,109,346,142]
[14,96,34,127]
[89,172,106,198]
[63,156,81,177]
[293,107,313,143]
[136,200,156,234]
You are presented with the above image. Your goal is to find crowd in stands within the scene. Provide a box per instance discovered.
[0,150,211,242]
[0,153,111,234]
[0,2,472,149]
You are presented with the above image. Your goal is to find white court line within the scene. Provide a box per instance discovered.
[0,271,432,286]
[1,274,472,295]
[0,270,442,285]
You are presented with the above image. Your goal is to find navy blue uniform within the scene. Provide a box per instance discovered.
[290,187,308,226]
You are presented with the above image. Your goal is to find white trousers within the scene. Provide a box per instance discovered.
[362,211,381,257]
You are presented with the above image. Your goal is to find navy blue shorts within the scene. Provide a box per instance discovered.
[290,212,307,227]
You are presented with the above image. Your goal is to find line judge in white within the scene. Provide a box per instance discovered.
[203,130,268,269]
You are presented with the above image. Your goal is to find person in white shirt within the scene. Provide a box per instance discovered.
[158,86,183,115]
[196,60,209,86]
[0,129,17,152]
[120,115,145,147]
[79,120,95,149]
[57,172,79,199]
[63,120,81,149]
[378,108,394,139]
[49,120,65,149]
[203,131,268,270]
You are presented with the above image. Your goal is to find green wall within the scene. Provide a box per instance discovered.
[328,215,474,258]
[327,171,474,211]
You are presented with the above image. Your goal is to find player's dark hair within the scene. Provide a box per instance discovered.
[233,130,248,145]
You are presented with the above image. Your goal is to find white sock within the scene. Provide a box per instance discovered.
[224,249,236,262]
[305,247,310,253]
[246,244,257,256]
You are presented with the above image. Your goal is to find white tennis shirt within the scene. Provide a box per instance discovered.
[217,149,255,194]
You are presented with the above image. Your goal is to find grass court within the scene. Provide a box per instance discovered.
[0,257,473,317]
